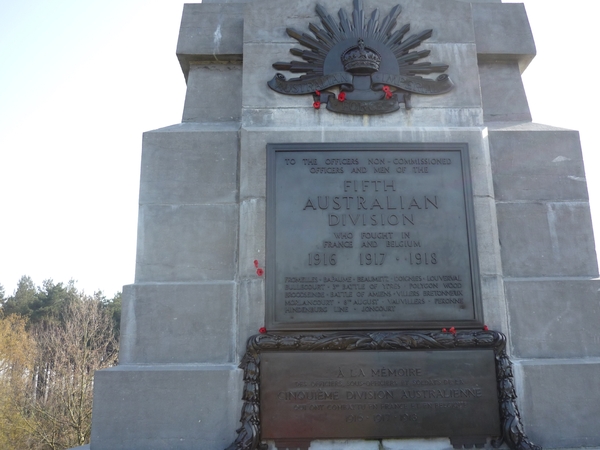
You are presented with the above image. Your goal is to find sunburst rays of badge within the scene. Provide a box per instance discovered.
[273,0,449,81]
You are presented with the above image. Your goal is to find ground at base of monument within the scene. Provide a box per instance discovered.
[70,444,600,450]
[266,440,600,450]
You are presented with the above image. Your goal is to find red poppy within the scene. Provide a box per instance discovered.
[313,101,321,109]
[449,327,456,334]
[259,327,267,334]
[483,325,489,331]
[315,90,321,96]
[442,328,447,333]
[338,92,346,102]
[382,85,391,93]
[256,268,264,276]
[253,260,259,268]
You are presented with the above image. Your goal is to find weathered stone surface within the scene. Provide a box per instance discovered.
[182,63,242,123]
[496,201,598,278]
[119,283,236,364]
[237,278,265,358]
[479,61,531,122]
[242,106,484,129]
[244,0,475,44]
[307,441,381,450]
[473,195,503,277]
[135,204,239,282]
[517,359,600,448]
[91,365,242,450]
[489,128,589,201]
[176,3,244,77]
[140,124,239,205]
[238,197,266,278]
[480,275,508,333]
[472,2,536,71]
[381,438,454,450]
[506,279,600,358]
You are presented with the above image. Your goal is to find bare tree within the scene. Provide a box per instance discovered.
[0,313,36,449]
[24,298,119,449]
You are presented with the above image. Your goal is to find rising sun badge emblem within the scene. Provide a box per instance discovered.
[267,0,454,115]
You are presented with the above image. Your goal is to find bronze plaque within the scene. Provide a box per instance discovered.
[266,143,482,330]
[260,350,500,441]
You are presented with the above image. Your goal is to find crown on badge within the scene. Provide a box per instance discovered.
[341,38,382,74]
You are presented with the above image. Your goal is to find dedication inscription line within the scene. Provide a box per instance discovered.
[261,350,500,440]
[266,143,482,330]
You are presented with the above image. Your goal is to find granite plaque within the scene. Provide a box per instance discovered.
[260,350,500,442]
[266,143,482,330]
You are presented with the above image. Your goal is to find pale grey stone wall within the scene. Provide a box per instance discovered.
[89,1,600,449]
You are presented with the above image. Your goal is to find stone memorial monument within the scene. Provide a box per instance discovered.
[89,0,600,449]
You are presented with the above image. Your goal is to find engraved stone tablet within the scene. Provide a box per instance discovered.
[266,143,482,330]
[261,350,500,441]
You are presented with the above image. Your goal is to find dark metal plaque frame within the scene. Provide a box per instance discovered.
[225,330,541,450]
[266,142,483,331]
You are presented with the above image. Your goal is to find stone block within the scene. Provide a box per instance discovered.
[244,0,474,45]
[182,63,242,123]
[479,61,531,123]
[237,278,265,359]
[496,201,598,278]
[176,3,244,77]
[140,124,239,205]
[489,128,588,202]
[91,365,242,450]
[473,195,502,277]
[381,438,453,450]
[239,197,266,278]
[242,106,483,129]
[505,279,600,359]
[516,359,600,448]
[308,440,380,450]
[479,275,508,334]
[135,203,239,282]
[472,3,536,71]
[119,283,236,364]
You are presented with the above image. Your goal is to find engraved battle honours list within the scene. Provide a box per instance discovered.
[266,143,483,330]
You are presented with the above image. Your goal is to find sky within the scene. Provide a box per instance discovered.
[0,0,597,297]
